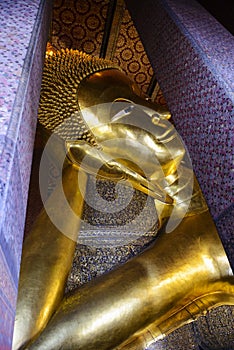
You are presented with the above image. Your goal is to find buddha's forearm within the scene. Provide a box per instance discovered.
[27,211,233,350]
[12,166,87,350]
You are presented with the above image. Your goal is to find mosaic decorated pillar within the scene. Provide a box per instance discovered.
[0,1,51,348]
[125,0,234,271]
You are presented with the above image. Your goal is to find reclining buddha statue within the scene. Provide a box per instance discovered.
[12,46,234,350]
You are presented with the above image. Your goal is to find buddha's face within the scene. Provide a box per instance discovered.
[65,68,194,219]
[39,51,194,226]
[74,68,181,177]
[77,68,171,122]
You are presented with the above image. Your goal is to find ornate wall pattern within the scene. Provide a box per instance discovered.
[50,0,167,104]
[111,7,154,94]
[51,0,109,57]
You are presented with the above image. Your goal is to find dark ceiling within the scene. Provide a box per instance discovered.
[197,0,234,35]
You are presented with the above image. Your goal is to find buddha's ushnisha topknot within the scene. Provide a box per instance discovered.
[38,47,120,146]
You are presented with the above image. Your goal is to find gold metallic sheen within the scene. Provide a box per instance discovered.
[66,140,173,204]
[12,166,87,350]
[27,209,233,350]
[38,48,120,146]
[77,69,170,120]
[38,48,172,204]
[14,48,234,350]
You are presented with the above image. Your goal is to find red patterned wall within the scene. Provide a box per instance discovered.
[112,7,153,94]
[51,0,109,57]
[50,0,167,105]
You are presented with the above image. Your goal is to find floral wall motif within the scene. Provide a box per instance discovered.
[50,0,167,104]
[112,7,153,94]
[51,0,108,57]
